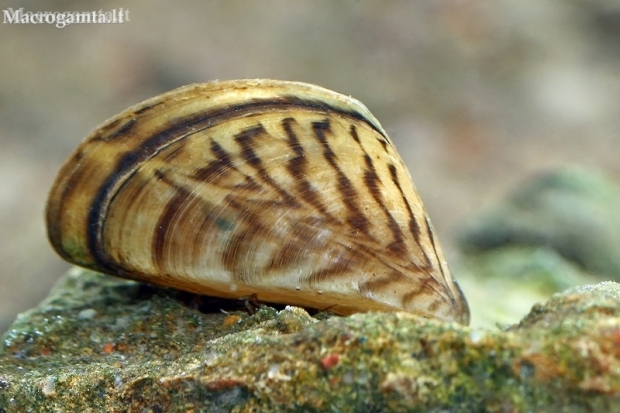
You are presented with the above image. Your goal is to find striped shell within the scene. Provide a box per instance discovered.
[46,79,470,325]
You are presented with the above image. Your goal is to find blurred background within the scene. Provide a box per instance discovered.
[1,0,619,332]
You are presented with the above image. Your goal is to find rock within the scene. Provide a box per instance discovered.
[510,281,620,330]
[2,268,620,412]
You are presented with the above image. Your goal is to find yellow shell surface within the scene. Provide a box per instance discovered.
[46,79,470,324]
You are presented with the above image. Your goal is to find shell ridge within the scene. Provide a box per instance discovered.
[311,119,374,241]
[386,162,433,267]
[279,94,387,139]
[234,123,300,209]
[281,117,337,222]
[417,216,467,320]
[353,125,409,257]
[151,170,203,274]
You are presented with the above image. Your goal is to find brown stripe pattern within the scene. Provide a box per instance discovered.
[45,79,470,325]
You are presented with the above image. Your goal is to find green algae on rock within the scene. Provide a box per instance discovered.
[1,268,620,412]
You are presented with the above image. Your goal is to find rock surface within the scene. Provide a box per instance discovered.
[2,268,620,412]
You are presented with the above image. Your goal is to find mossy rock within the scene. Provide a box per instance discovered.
[2,268,620,412]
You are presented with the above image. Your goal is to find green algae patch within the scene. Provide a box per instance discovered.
[2,269,620,412]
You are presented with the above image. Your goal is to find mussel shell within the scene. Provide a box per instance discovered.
[46,79,470,324]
